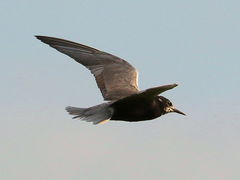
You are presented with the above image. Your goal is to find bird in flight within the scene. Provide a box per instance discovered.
[36,36,185,124]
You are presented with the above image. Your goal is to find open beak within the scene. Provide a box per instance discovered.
[172,107,186,116]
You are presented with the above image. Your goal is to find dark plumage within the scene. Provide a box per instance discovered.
[36,36,185,124]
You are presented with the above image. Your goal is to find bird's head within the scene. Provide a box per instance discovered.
[157,96,186,116]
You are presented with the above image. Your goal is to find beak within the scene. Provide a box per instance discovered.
[172,107,186,116]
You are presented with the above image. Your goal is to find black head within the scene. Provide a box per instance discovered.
[157,96,185,116]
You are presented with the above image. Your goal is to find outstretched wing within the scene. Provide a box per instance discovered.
[111,84,178,105]
[139,84,178,98]
[36,36,139,100]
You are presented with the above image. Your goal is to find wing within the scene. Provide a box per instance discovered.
[139,84,178,98]
[111,84,178,105]
[35,36,139,100]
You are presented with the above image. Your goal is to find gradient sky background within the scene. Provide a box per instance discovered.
[1,0,240,180]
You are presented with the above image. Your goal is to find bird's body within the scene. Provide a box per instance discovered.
[36,36,185,124]
[111,96,163,121]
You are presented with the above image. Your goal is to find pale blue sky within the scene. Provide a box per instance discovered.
[1,0,240,180]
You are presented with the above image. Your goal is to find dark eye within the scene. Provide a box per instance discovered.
[168,101,172,106]
[158,97,163,102]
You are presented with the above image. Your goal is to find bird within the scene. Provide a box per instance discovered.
[35,36,185,124]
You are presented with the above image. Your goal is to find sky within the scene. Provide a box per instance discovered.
[1,0,240,179]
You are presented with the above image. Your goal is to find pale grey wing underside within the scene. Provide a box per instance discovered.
[35,36,139,100]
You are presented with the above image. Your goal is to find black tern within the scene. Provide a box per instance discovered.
[36,36,185,124]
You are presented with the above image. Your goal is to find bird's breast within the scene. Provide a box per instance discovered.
[110,98,164,122]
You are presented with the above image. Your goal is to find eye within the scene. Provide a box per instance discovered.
[167,101,172,106]
[158,97,163,102]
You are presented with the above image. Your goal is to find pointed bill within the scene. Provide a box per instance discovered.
[172,107,186,115]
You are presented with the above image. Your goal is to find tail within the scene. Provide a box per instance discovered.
[65,103,113,125]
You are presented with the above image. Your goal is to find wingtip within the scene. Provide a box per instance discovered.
[35,35,45,41]
[168,83,178,88]
[35,35,55,45]
[35,35,44,42]
[165,83,178,90]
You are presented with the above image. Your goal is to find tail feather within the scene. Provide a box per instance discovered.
[65,103,113,125]
[65,107,86,116]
